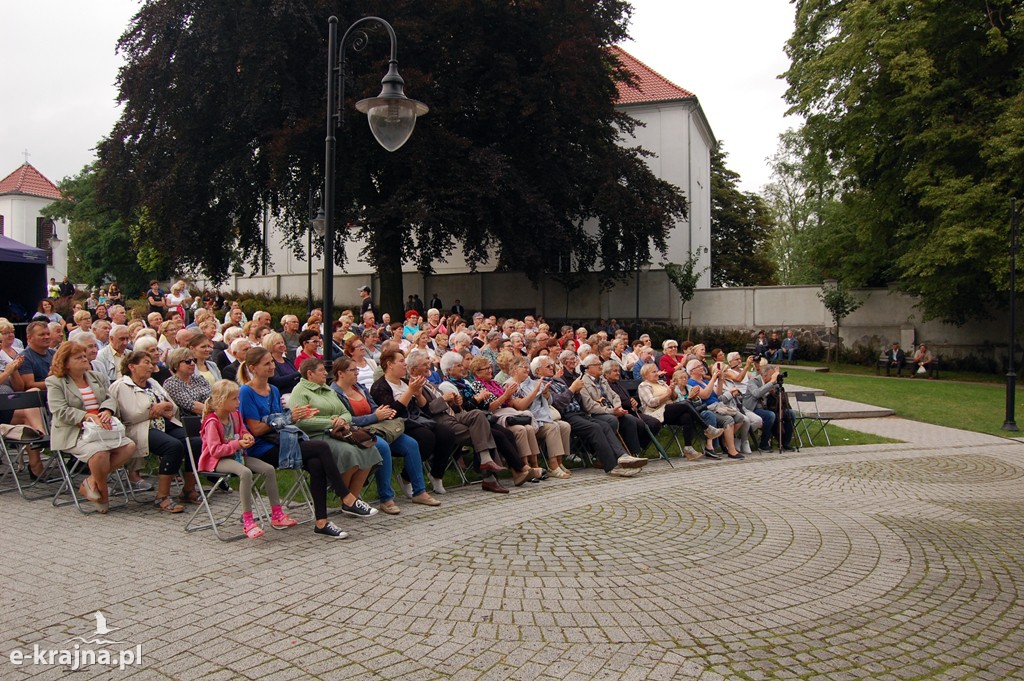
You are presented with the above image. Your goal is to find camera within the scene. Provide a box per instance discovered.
[776,370,788,387]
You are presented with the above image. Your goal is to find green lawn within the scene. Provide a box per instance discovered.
[784,368,1022,436]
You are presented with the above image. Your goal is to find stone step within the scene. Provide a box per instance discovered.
[785,384,896,420]
[778,363,830,372]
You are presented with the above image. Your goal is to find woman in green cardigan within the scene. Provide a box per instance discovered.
[289,358,382,507]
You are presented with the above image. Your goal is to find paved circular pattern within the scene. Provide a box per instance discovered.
[801,453,1024,484]
[2,434,1023,680]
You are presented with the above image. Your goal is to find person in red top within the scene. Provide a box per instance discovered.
[293,329,323,369]
[658,339,681,376]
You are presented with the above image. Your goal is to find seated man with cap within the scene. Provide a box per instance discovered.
[578,354,648,461]
[546,360,647,477]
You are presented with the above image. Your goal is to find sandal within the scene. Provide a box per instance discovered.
[271,511,299,528]
[79,478,101,501]
[154,496,185,513]
[244,522,265,539]
[177,489,202,504]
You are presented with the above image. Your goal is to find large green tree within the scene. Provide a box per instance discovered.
[97,0,687,315]
[42,164,157,296]
[785,0,1024,324]
[761,128,841,285]
[709,145,777,287]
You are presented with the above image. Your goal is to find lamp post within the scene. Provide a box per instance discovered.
[321,15,428,368]
[1004,198,1019,431]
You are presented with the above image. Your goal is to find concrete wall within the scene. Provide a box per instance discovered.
[229,272,1008,361]
[686,285,1010,362]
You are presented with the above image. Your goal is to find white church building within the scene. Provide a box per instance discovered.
[0,162,68,283]
[232,47,715,322]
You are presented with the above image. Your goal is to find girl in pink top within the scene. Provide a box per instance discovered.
[199,379,297,538]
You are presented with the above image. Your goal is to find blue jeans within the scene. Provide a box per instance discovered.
[373,433,425,501]
[753,408,776,449]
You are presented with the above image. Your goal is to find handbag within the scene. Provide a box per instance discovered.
[80,417,127,446]
[328,422,376,448]
[363,418,405,444]
[709,402,739,417]
[0,424,44,442]
[505,415,533,427]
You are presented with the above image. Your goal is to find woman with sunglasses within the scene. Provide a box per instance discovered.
[163,348,212,418]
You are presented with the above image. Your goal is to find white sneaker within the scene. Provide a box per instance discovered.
[430,476,448,494]
[400,480,414,499]
[741,441,753,456]
[617,454,649,469]
[609,466,639,477]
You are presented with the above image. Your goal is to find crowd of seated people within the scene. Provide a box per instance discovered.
[4,281,828,540]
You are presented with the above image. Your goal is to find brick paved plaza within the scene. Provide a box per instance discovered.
[2,416,1023,679]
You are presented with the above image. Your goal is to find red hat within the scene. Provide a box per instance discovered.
[405,310,420,320]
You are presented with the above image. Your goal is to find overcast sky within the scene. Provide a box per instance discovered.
[0,0,797,194]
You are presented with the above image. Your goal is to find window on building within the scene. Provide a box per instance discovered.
[0,214,4,236]
[36,217,54,266]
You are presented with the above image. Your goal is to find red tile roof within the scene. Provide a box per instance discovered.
[612,46,696,105]
[0,163,62,200]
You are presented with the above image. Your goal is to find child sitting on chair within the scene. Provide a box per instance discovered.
[199,379,297,538]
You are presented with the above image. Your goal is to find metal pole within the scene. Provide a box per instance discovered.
[634,247,641,340]
[322,17,338,370]
[1004,198,1019,431]
[307,190,314,313]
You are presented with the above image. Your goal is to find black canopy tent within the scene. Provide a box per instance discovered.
[0,235,48,330]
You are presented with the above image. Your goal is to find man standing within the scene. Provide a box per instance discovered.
[17,321,56,390]
[450,299,465,319]
[357,285,377,316]
[428,293,443,311]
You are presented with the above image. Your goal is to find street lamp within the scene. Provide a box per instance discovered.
[321,15,428,368]
[1004,198,1019,431]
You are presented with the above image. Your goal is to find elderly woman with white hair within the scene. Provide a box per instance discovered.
[637,362,722,460]
[506,355,572,478]
[131,335,171,383]
[424,308,447,339]
[684,359,745,459]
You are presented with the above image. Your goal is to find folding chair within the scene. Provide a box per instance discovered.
[274,467,316,527]
[51,449,132,514]
[792,391,832,447]
[0,391,59,499]
[566,432,595,469]
[181,415,270,540]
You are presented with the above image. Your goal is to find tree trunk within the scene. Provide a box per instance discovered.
[376,231,404,320]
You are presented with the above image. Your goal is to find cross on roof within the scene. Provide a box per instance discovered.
[22,149,30,163]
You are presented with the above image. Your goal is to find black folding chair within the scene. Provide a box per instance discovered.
[0,391,58,499]
[792,391,832,447]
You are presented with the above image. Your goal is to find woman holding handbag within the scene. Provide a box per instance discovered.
[46,342,136,512]
[286,357,382,517]
[110,350,201,513]
[331,357,438,514]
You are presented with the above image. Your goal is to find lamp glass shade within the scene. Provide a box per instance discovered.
[312,208,326,237]
[357,95,428,152]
